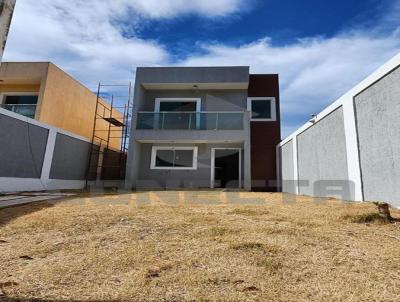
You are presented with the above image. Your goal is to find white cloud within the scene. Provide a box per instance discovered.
[179,33,400,137]
[128,0,248,18]
[3,0,246,88]
[3,0,168,88]
[3,0,400,138]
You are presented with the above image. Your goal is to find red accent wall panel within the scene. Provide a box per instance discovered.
[248,74,281,191]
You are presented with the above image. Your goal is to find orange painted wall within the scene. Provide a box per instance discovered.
[0,62,123,150]
[38,63,122,149]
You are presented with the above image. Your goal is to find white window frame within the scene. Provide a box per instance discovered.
[154,98,201,112]
[0,92,39,104]
[247,97,276,121]
[150,146,198,170]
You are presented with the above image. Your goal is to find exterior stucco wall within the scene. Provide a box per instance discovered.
[140,90,247,112]
[0,113,48,178]
[0,108,97,192]
[355,66,400,206]
[136,66,249,85]
[280,140,295,194]
[136,142,243,189]
[297,107,351,199]
[0,62,121,149]
[39,64,122,149]
[278,53,400,206]
[49,133,92,180]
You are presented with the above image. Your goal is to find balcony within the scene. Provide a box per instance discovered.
[136,111,244,130]
[0,104,37,119]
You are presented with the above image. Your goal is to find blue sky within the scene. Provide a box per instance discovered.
[136,0,382,57]
[3,0,400,137]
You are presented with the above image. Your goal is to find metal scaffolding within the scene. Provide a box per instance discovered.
[85,83,132,188]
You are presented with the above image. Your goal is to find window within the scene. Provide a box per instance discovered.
[154,98,201,129]
[247,97,276,121]
[155,98,201,112]
[151,146,198,170]
[0,93,38,119]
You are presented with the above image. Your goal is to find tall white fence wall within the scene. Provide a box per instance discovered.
[278,53,400,207]
[0,107,96,192]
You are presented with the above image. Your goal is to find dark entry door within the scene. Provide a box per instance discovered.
[214,149,240,188]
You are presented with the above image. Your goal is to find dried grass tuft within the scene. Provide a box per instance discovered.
[343,213,392,224]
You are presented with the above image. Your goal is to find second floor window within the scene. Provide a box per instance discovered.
[247,97,276,121]
[0,93,38,119]
[155,98,201,112]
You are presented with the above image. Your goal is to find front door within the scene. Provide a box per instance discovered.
[212,149,241,188]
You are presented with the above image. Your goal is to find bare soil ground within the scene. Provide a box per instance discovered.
[0,192,399,301]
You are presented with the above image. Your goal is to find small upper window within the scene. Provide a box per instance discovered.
[155,98,201,112]
[247,97,276,121]
[159,101,197,112]
[3,95,38,105]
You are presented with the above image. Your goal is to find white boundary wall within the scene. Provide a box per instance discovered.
[278,52,400,203]
[0,107,92,192]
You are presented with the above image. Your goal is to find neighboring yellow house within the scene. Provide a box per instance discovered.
[0,62,122,149]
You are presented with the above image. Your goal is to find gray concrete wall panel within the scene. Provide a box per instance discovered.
[297,107,351,199]
[0,113,48,178]
[49,133,91,180]
[355,66,400,206]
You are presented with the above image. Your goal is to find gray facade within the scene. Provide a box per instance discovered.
[141,90,247,112]
[49,133,92,180]
[280,140,295,194]
[126,66,252,190]
[0,113,48,178]
[297,107,351,199]
[136,66,249,86]
[137,143,244,189]
[355,66,400,206]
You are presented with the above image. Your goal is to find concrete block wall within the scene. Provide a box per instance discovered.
[278,53,400,207]
[0,107,95,192]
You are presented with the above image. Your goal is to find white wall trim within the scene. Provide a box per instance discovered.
[247,97,277,121]
[292,137,299,194]
[40,127,57,181]
[342,97,363,201]
[154,98,201,112]
[150,146,198,170]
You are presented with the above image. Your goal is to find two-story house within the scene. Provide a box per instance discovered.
[125,66,281,191]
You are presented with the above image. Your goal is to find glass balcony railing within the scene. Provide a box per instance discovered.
[136,112,244,130]
[0,104,37,119]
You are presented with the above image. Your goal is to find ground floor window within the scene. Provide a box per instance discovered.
[151,146,198,170]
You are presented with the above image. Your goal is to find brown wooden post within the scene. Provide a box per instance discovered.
[0,0,16,62]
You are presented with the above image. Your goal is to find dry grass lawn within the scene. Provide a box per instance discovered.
[0,191,399,301]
